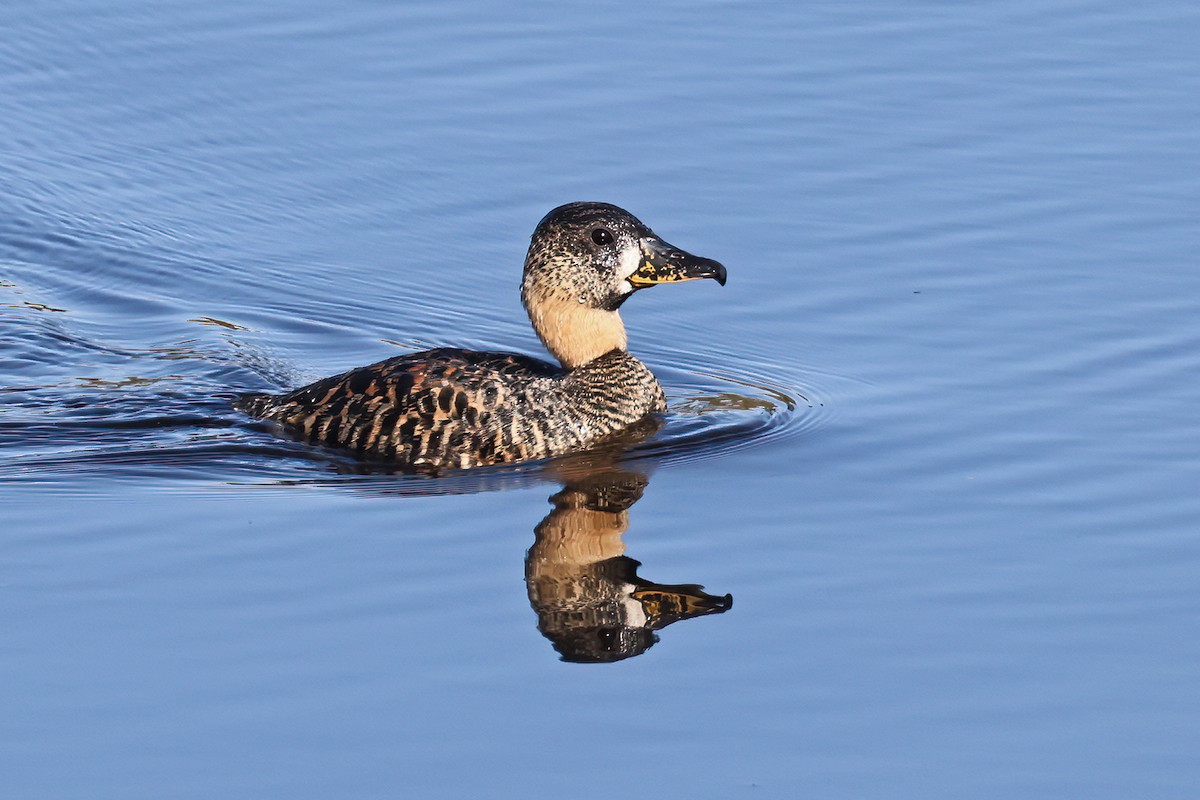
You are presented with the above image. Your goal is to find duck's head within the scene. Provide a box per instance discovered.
[521,202,726,368]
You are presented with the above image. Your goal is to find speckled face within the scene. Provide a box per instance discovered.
[523,202,726,312]
[524,202,653,310]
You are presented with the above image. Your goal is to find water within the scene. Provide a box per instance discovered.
[3,1,1199,797]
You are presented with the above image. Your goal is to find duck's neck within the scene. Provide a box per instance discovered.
[525,292,628,370]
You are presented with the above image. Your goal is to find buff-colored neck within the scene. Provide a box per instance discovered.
[524,291,628,369]
[535,503,630,565]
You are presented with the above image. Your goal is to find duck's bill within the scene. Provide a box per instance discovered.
[629,237,727,287]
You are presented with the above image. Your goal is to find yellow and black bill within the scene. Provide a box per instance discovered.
[629,236,727,288]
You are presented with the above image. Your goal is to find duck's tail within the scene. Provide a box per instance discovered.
[233,392,277,418]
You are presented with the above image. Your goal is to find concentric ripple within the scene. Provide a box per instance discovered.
[636,349,839,468]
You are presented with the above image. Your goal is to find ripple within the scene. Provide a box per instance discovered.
[637,351,839,467]
[0,318,848,494]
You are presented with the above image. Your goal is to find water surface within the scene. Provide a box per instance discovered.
[3,1,1200,797]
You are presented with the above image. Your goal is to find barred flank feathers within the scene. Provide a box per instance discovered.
[230,348,665,470]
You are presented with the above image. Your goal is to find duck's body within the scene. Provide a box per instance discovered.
[236,202,725,470]
[237,347,664,469]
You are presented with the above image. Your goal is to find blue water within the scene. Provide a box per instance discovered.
[3,1,1200,797]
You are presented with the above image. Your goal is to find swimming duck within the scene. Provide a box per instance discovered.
[235,202,726,470]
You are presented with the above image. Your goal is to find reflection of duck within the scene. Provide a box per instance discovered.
[526,463,732,663]
[236,203,726,470]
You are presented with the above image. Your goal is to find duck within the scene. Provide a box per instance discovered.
[235,202,726,470]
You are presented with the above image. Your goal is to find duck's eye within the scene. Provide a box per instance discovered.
[591,228,614,246]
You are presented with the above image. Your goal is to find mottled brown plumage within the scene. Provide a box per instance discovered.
[236,202,726,470]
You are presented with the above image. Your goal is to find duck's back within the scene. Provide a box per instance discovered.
[237,348,565,469]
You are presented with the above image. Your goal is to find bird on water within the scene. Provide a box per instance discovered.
[235,202,727,470]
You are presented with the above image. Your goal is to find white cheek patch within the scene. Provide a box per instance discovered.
[617,242,643,280]
[620,590,649,628]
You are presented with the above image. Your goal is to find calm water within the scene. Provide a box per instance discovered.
[3,1,1200,797]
